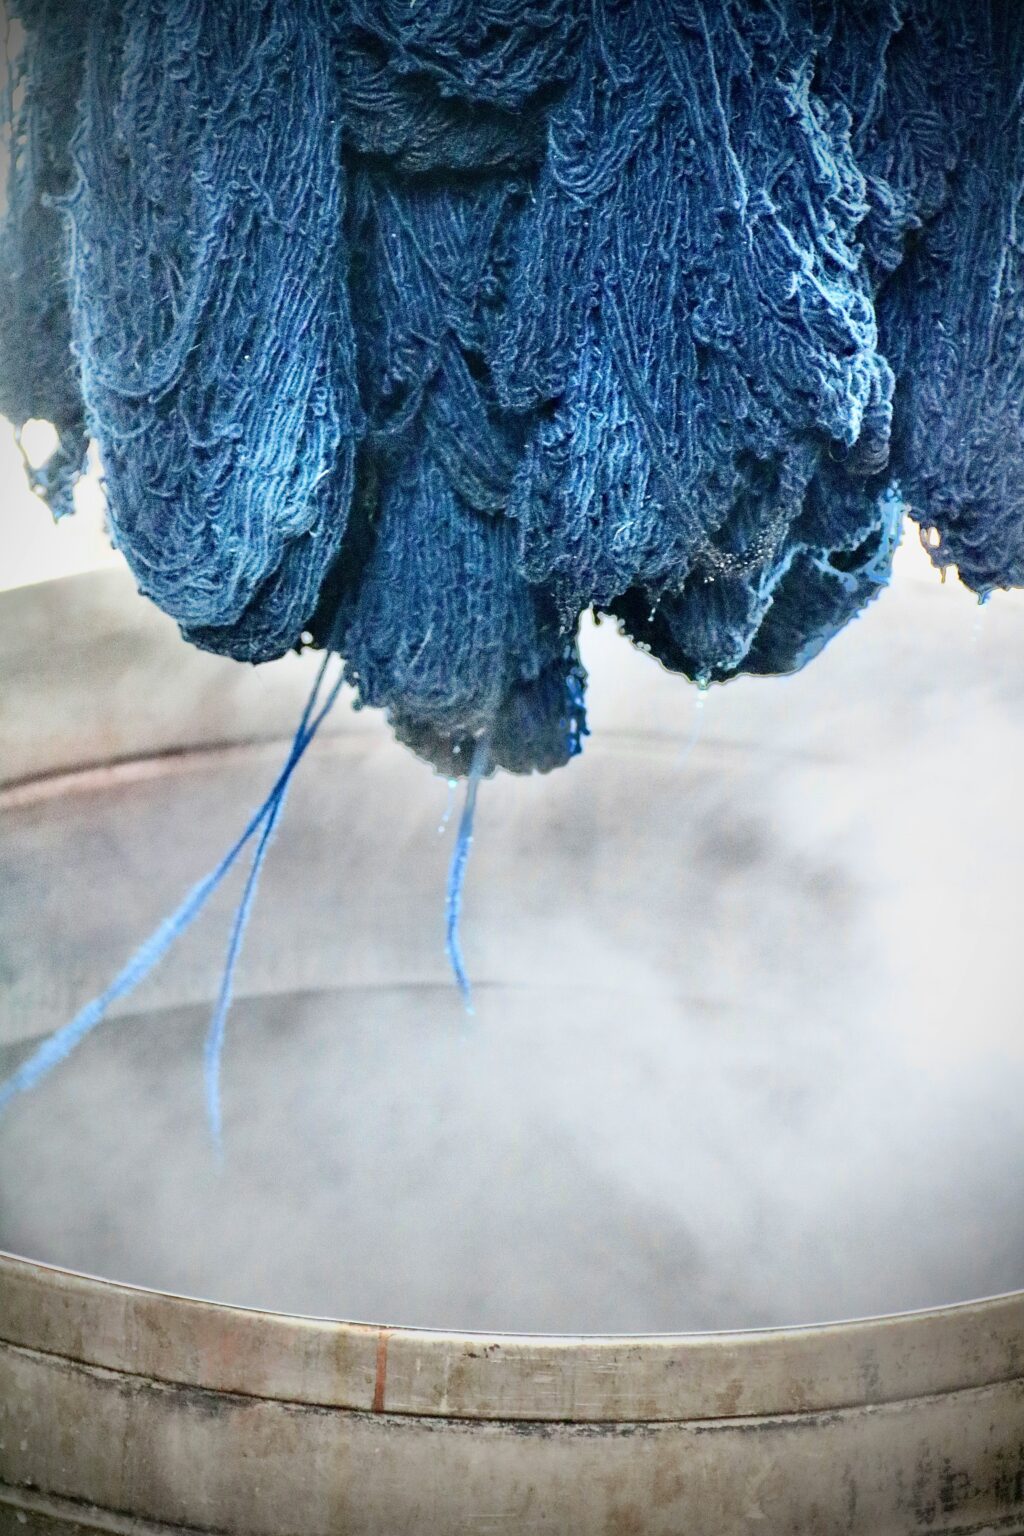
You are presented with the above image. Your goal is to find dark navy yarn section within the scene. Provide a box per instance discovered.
[0,2,88,514]
[3,2,1024,769]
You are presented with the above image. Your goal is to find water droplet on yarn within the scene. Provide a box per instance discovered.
[437,777,458,835]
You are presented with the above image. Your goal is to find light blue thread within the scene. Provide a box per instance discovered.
[0,658,344,1123]
[202,657,345,1157]
[445,733,490,1015]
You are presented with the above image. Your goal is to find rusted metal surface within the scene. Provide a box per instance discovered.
[2,1252,1024,1533]
[2,1254,1024,1423]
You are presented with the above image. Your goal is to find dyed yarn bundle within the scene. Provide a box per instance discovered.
[2,1,1024,777]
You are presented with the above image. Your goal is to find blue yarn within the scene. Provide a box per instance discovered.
[445,733,491,1015]
[203,789,288,1158]
[878,4,1024,595]
[202,657,345,1154]
[66,0,360,663]
[5,0,1024,1145]
[0,657,344,1121]
[4,2,1024,772]
[0,1,87,513]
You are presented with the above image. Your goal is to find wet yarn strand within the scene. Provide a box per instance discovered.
[202,656,346,1156]
[202,782,289,1161]
[0,656,344,1119]
[445,734,491,1016]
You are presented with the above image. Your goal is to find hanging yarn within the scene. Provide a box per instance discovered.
[0,1,87,514]
[5,1,1024,769]
[3,0,1024,1139]
[877,3,1024,595]
[66,0,360,663]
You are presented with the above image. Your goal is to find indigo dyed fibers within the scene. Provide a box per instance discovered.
[3,0,1024,1137]
[0,654,345,1121]
[5,2,1024,769]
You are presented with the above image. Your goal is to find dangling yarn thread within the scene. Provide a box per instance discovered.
[445,734,491,1017]
[0,656,345,1131]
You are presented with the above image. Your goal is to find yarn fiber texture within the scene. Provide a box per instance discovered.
[3,1,1023,773]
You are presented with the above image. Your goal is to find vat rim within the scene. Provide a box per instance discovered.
[2,1248,1021,1423]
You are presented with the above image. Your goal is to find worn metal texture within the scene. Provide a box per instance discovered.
[2,1256,1024,1423]
[0,1265,1019,1536]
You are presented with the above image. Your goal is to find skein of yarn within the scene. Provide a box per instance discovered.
[4,1,1022,774]
[3,0,1023,1136]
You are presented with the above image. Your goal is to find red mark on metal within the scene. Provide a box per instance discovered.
[372,1329,391,1413]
